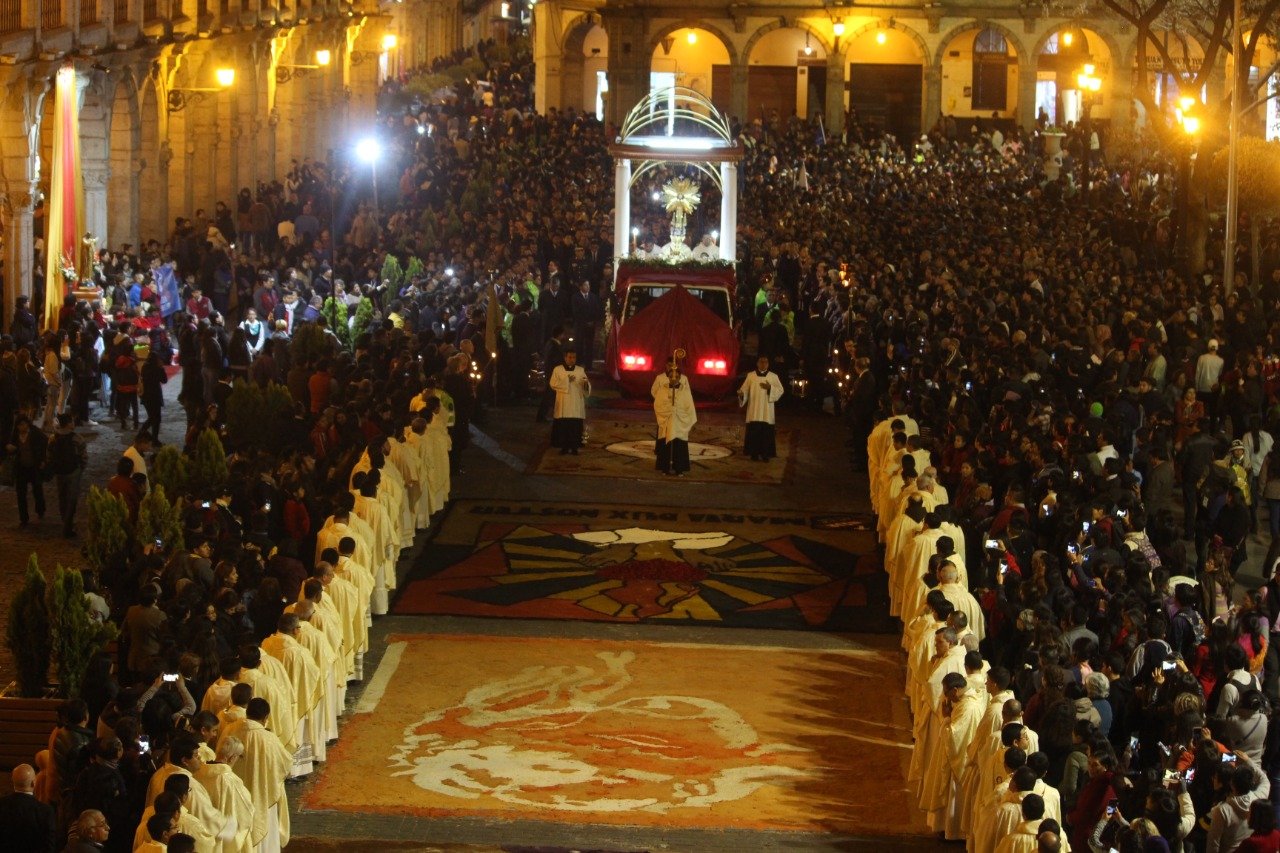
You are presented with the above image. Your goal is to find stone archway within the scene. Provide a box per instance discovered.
[108,72,141,251]
[933,21,1026,122]
[1032,24,1122,126]
[649,23,737,116]
[742,22,835,123]
[138,78,166,244]
[79,77,112,250]
[843,20,929,140]
[562,14,608,117]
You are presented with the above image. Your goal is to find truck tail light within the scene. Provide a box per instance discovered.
[699,357,729,375]
[621,354,650,370]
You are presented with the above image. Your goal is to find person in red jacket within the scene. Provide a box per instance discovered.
[1068,747,1119,853]
[1237,800,1280,852]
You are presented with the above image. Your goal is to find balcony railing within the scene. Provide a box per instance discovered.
[41,0,63,29]
[114,0,130,23]
[0,0,20,34]
[80,0,99,25]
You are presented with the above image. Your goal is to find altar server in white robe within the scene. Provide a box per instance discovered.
[737,356,785,461]
[421,399,453,511]
[937,560,986,641]
[909,627,967,786]
[920,672,984,838]
[230,698,292,853]
[405,418,438,523]
[549,348,591,454]
[287,599,342,745]
[144,736,236,848]
[194,737,255,853]
[261,614,324,765]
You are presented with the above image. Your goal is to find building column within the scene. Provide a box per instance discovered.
[825,52,845,137]
[613,157,630,260]
[730,62,748,125]
[924,62,942,134]
[534,1,564,114]
[719,161,737,262]
[84,172,108,250]
[3,187,37,325]
[603,15,647,127]
[1017,54,1037,131]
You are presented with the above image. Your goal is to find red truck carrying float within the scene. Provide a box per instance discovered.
[608,261,740,398]
[606,88,743,398]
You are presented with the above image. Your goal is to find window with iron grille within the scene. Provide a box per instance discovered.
[42,0,64,29]
[0,0,21,34]
[114,0,131,23]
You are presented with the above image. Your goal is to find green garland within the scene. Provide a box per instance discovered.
[616,257,736,273]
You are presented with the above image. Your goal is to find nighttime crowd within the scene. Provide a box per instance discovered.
[3,23,1280,852]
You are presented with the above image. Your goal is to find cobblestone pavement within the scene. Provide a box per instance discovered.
[0,375,189,687]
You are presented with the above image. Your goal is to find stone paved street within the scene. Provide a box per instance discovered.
[0,373,188,687]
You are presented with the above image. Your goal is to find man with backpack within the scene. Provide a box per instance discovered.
[48,413,87,538]
[1169,583,1206,663]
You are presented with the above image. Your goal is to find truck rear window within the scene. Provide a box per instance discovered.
[623,284,732,324]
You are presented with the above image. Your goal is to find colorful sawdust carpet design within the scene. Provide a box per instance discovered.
[531,418,794,484]
[393,501,888,632]
[302,634,925,836]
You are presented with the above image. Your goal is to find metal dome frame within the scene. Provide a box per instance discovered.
[609,87,743,263]
[618,86,735,145]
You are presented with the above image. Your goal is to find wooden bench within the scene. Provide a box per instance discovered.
[0,698,60,771]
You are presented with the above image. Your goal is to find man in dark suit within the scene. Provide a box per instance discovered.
[538,267,572,344]
[0,764,56,852]
[846,357,877,466]
[569,281,604,371]
[536,326,568,423]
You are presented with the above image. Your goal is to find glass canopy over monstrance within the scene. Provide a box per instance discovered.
[609,87,743,263]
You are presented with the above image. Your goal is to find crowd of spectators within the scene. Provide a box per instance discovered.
[7,25,1280,851]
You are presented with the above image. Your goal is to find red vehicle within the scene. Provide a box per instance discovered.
[607,261,740,398]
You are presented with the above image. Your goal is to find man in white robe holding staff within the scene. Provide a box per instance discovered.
[652,351,698,476]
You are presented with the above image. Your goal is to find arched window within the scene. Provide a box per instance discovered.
[972,28,1010,111]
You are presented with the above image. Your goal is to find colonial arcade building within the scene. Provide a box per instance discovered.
[530,0,1242,140]
[0,0,436,325]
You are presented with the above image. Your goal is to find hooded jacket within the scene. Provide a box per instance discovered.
[1206,790,1258,853]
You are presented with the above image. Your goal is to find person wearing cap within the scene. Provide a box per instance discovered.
[1195,339,1225,428]
[1220,440,1252,505]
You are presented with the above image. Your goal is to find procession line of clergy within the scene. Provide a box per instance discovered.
[869,410,1070,851]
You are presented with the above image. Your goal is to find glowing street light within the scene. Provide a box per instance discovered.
[876,31,887,45]
[833,20,845,37]
[315,49,331,67]
[357,137,383,210]
[215,68,235,87]
[382,33,398,51]
[686,31,697,45]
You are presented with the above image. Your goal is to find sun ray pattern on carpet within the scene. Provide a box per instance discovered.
[393,501,888,632]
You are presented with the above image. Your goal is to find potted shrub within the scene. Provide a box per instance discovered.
[150,445,189,499]
[190,428,229,498]
[136,485,185,554]
[48,566,117,699]
[5,556,51,697]
[84,487,130,572]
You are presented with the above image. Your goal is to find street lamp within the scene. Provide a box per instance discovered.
[356,137,382,211]
[168,67,236,112]
[1172,97,1202,271]
[1075,63,1102,198]
[276,49,334,84]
